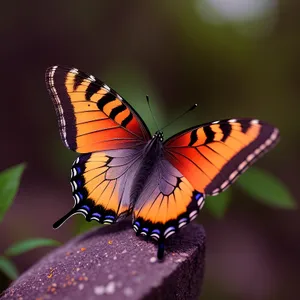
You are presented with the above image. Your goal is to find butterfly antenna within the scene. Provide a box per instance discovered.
[161,103,198,131]
[146,95,159,131]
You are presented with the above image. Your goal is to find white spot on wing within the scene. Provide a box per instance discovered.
[229,119,237,123]
[151,233,160,240]
[220,181,229,190]
[238,161,247,171]
[212,188,220,195]
[88,75,96,82]
[259,144,266,151]
[164,227,175,236]
[70,181,75,192]
[103,84,110,92]
[73,181,78,190]
[229,171,238,181]
[103,219,113,224]
[254,148,261,155]
[246,153,255,162]
[265,139,272,146]
[178,222,187,228]
[70,68,79,74]
[165,231,175,239]
[197,197,204,207]
[77,208,88,215]
[73,194,80,204]
[199,200,205,210]
[72,168,77,177]
[189,210,198,220]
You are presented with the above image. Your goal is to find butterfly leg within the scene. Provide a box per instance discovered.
[157,241,165,260]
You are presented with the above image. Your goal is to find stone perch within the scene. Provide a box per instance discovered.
[1,220,206,300]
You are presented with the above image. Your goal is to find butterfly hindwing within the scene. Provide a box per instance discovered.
[53,148,144,228]
[132,158,205,245]
[164,118,280,195]
[46,66,151,153]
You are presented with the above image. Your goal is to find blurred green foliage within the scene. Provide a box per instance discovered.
[236,166,296,209]
[206,189,232,218]
[5,239,61,257]
[0,257,18,281]
[0,164,26,222]
[0,164,60,281]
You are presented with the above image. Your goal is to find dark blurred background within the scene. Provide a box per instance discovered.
[0,1,299,299]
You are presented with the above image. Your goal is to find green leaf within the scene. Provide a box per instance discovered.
[74,217,101,235]
[0,163,26,222]
[205,188,232,218]
[0,256,18,280]
[5,238,61,256]
[237,167,296,209]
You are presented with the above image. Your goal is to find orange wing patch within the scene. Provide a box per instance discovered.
[165,119,280,195]
[132,159,205,241]
[46,66,150,153]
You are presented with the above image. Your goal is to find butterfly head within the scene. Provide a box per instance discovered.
[153,131,164,142]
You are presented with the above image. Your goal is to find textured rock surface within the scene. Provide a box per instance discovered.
[1,220,206,300]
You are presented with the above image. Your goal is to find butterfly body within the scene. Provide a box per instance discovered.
[130,131,164,206]
[46,66,280,259]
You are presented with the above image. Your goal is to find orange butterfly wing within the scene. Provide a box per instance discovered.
[131,118,279,258]
[53,147,145,229]
[132,158,204,240]
[46,66,151,153]
[164,119,280,195]
[46,66,151,228]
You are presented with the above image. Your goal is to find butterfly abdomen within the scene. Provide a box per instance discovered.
[130,137,164,205]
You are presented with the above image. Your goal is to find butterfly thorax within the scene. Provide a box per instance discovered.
[153,131,164,142]
[130,133,164,206]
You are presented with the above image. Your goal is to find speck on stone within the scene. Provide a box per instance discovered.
[150,257,157,263]
[106,281,116,294]
[94,285,105,295]
[123,287,134,297]
[108,274,114,280]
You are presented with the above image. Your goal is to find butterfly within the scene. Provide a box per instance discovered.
[46,66,280,259]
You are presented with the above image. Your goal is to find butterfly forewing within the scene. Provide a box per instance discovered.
[46,66,151,153]
[164,119,280,195]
